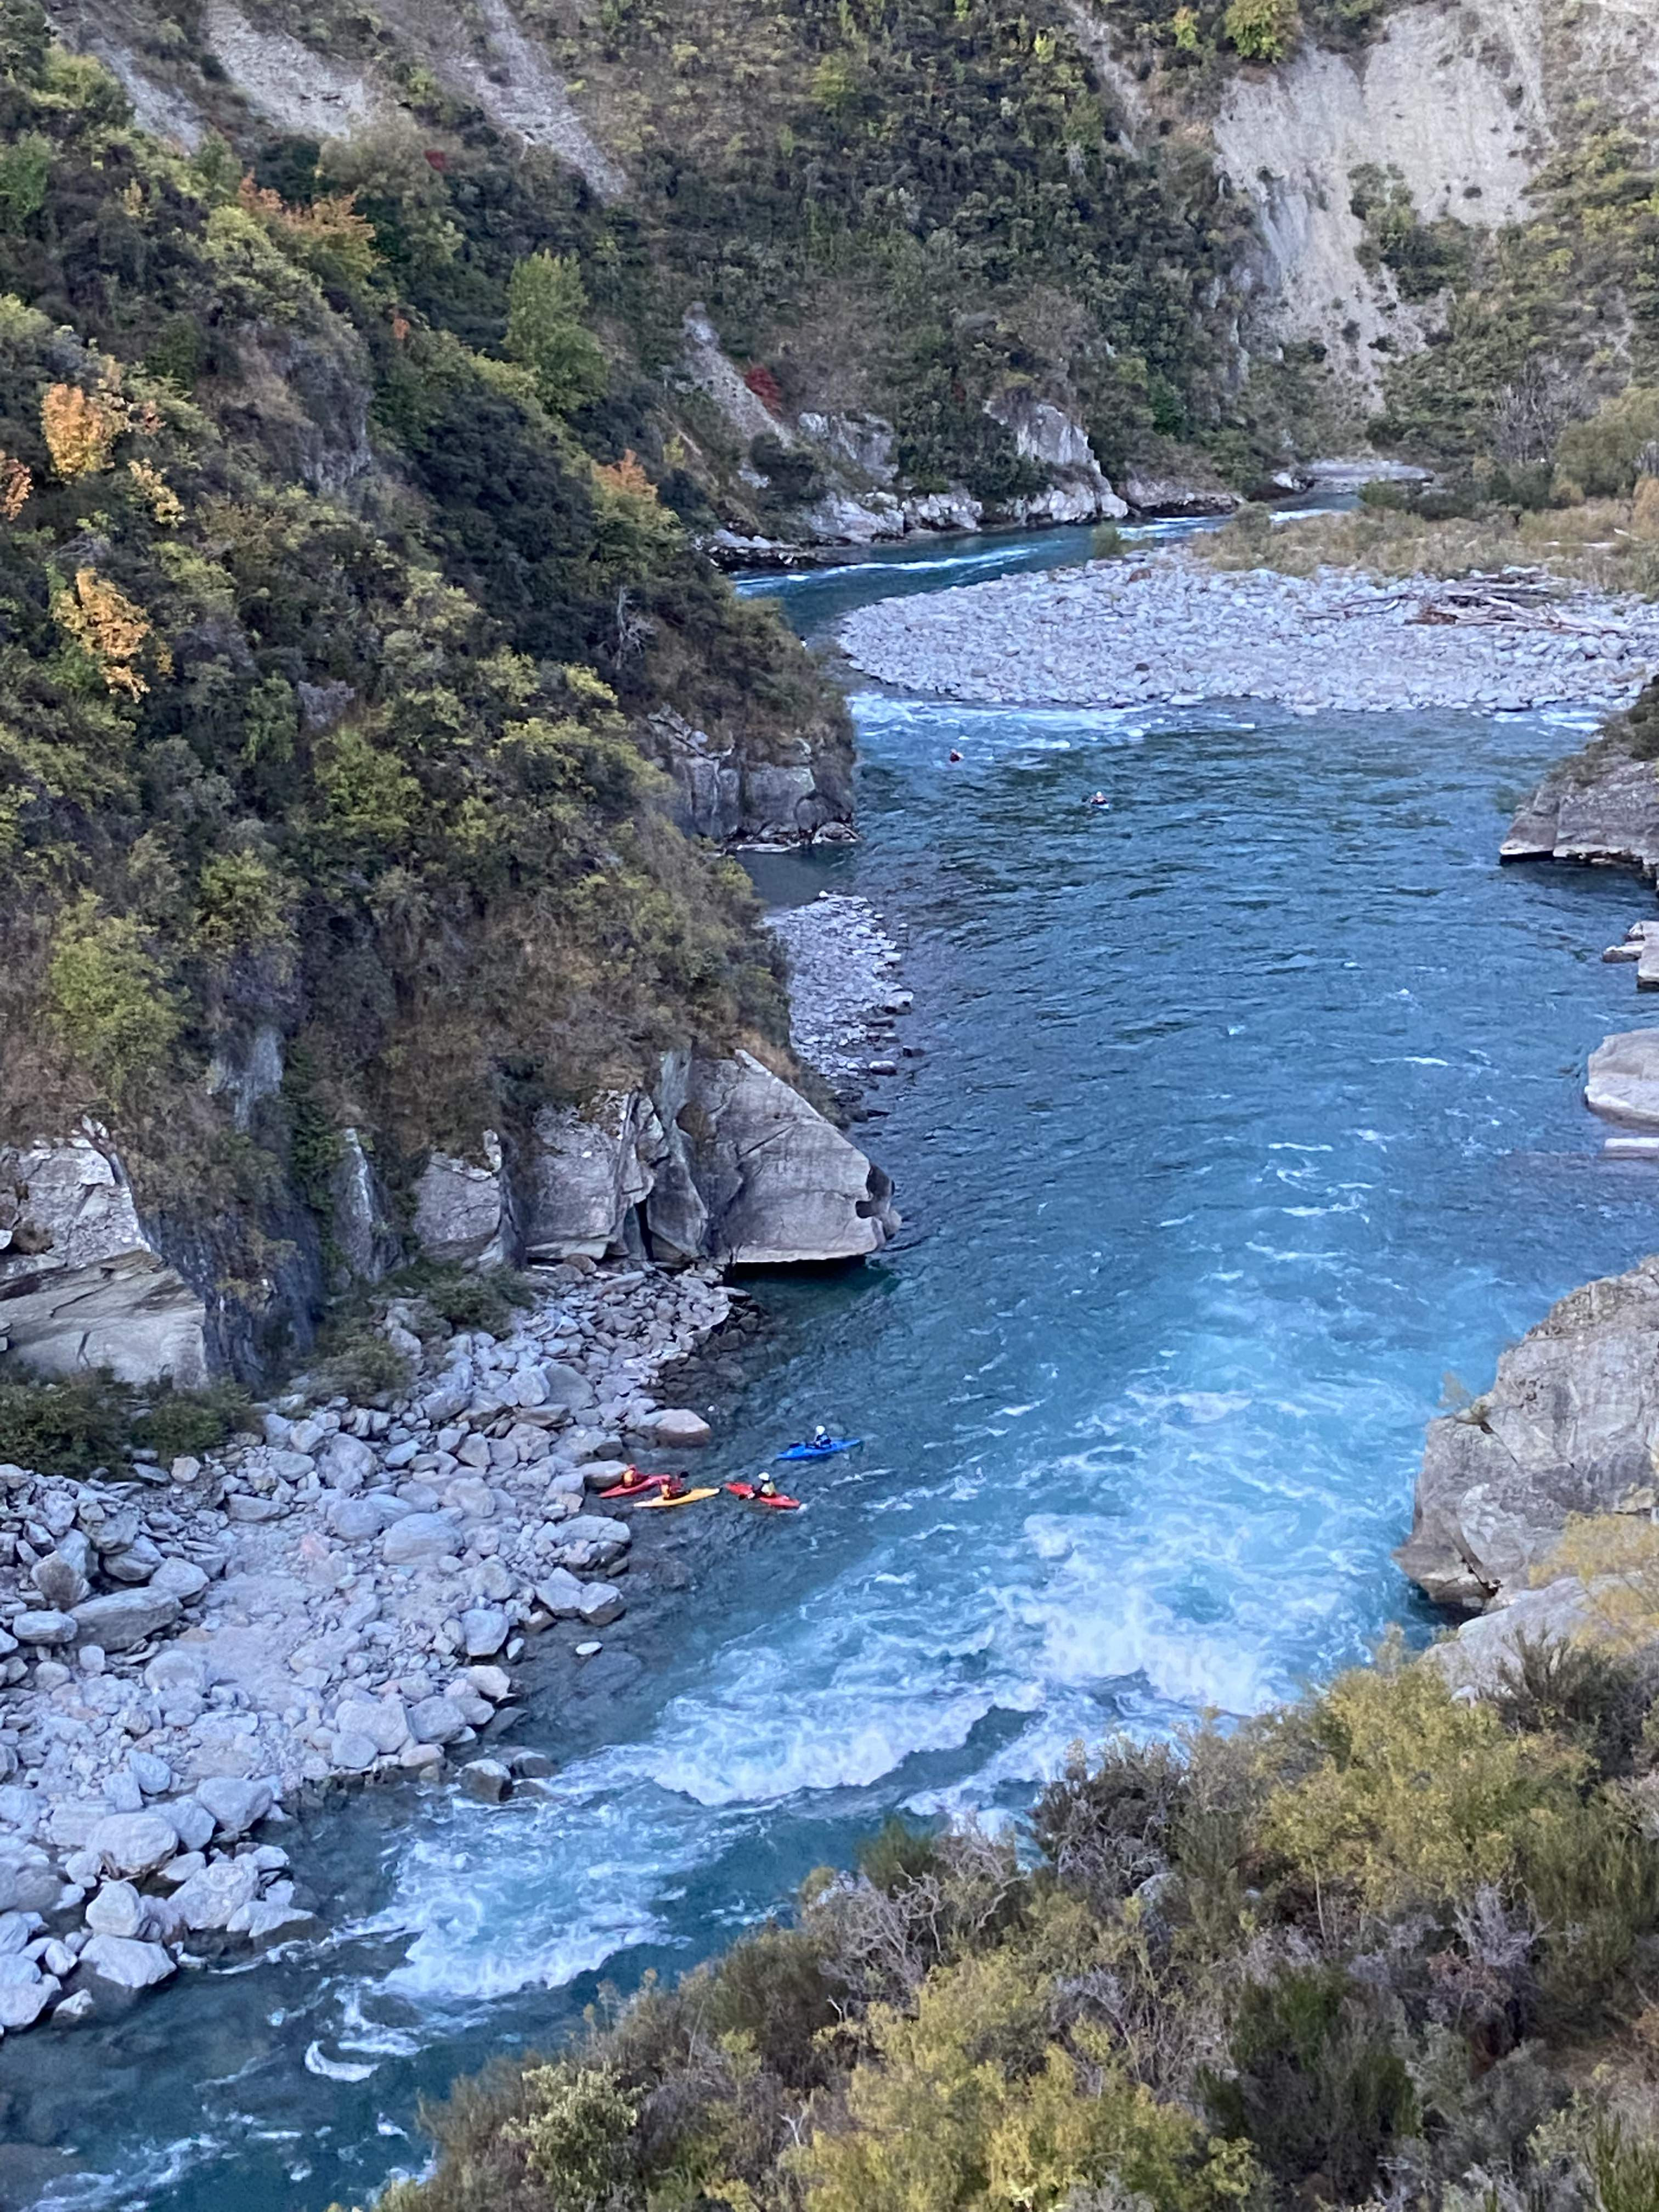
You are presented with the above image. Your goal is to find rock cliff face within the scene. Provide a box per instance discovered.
[0,1052,898,1390]
[438,1051,900,1276]
[0,1132,208,1388]
[1397,1257,1659,1612]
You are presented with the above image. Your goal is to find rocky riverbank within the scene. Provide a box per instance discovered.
[768,894,913,1109]
[839,551,1659,713]
[0,1260,743,2036]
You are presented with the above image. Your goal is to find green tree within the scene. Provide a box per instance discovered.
[46,895,182,1104]
[504,251,607,417]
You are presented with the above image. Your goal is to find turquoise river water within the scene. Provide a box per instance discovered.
[5,524,1659,2209]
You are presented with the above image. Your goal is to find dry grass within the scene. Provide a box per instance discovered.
[1196,497,1659,594]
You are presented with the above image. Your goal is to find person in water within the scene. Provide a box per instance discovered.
[1085,791,1110,808]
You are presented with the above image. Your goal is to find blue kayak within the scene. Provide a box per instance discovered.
[776,1437,862,1462]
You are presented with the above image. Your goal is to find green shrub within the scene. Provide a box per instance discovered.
[506,2063,637,2203]
[1556,386,1659,498]
[0,1370,129,1474]
[1493,1636,1651,1781]
[44,896,183,1108]
[1031,1735,1183,1906]
[311,1322,412,1404]
[1222,0,1300,60]
[136,1379,252,1462]
[504,251,608,419]
[402,1263,537,1342]
[857,1815,943,1893]
[1254,1654,1587,1914]
[0,1370,249,1473]
[1200,1969,1416,2198]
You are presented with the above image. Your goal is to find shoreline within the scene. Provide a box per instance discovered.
[838,548,1659,714]
[0,890,912,2047]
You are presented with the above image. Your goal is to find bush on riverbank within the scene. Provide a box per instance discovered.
[368,1639,1659,2212]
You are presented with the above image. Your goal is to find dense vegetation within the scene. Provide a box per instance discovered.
[518,0,1295,493]
[0,1,845,1364]
[362,1636,1659,2211]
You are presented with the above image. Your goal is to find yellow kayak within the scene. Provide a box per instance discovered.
[633,1486,719,1510]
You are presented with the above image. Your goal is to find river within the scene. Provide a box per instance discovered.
[6,524,1657,2210]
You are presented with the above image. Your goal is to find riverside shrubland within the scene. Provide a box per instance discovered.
[361,1638,1659,2212]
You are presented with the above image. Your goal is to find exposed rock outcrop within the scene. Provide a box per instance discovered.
[984,392,1127,527]
[411,1136,517,1271]
[1585,1031,1659,1131]
[524,1094,664,1262]
[1397,1257,1659,1612]
[0,1130,207,1387]
[1502,728,1659,876]
[434,1053,899,1273]
[676,1050,899,1266]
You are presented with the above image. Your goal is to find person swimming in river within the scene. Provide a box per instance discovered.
[1084,790,1110,808]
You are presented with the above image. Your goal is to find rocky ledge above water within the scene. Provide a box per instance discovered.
[1,1048,898,1390]
[1502,678,1659,873]
[1397,1256,1659,1617]
[839,553,1659,714]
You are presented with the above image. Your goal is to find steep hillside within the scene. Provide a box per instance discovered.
[0,0,863,1381]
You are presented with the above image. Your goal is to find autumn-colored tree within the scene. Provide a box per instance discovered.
[0,452,31,518]
[51,568,167,698]
[41,381,120,477]
[592,449,655,498]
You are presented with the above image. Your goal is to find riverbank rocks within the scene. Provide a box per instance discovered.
[0,1127,207,1386]
[1502,685,1659,872]
[0,1236,785,2045]
[1398,1255,1659,1610]
[1585,1031,1659,1127]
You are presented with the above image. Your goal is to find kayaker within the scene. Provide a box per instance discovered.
[811,1424,831,1446]
[757,1472,780,1500]
[661,1471,690,1500]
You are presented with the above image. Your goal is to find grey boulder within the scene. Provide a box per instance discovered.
[80,1934,177,1990]
[71,1590,180,1652]
[1398,1254,1659,1610]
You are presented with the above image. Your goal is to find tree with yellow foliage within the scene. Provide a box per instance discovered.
[50,568,168,698]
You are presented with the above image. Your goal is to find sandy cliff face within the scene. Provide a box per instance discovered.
[1213,0,1549,397]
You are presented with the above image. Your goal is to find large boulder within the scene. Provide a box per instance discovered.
[71,1590,181,1652]
[413,1132,518,1268]
[665,1051,899,1266]
[1585,1030,1659,1128]
[1397,1256,1659,1611]
[522,1092,664,1261]
[0,1127,207,1385]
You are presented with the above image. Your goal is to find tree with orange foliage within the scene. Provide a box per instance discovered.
[41,382,120,477]
[51,568,168,698]
[0,453,31,520]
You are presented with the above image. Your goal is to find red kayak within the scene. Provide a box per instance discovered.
[599,1469,677,1500]
[725,1481,803,1511]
